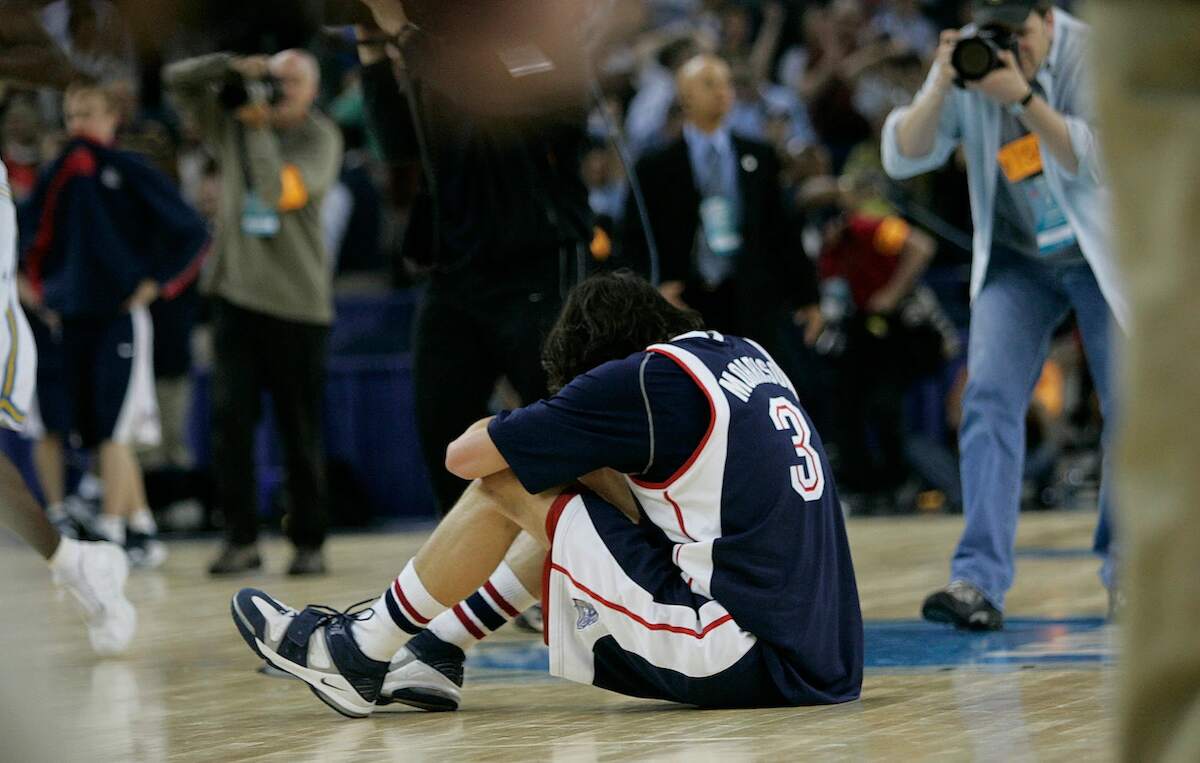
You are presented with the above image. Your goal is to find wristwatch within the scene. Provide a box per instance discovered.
[1008,88,1035,116]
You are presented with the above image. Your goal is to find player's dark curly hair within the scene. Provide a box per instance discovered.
[542,271,704,393]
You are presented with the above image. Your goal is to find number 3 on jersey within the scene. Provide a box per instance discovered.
[768,397,825,501]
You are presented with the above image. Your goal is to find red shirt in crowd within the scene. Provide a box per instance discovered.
[819,213,911,309]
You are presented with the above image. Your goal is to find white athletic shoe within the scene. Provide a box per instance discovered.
[378,630,464,712]
[125,529,168,569]
[54,541,137,656]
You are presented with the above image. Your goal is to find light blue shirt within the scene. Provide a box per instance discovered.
[881,9,1127,328]
[682,122,741,286]
[682,122,738,198]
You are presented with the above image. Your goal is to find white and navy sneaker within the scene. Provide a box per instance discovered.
[54,541,137,656]
[378,630,465,712]
[230,589,389,718]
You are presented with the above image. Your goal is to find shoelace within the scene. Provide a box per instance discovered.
[305,598,378,629]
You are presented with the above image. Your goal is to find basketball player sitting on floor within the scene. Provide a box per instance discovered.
[231,272,863,715]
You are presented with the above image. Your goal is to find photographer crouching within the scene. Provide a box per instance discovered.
[881,0,1126,629]
[163,50,343,575]
[347,0,593,515]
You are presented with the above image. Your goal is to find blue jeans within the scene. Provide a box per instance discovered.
[952,251,1118,610]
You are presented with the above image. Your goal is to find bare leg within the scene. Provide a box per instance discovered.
[412,465,638,607]
[505,530,549,595]
[98,441,146,519]
[410,471,557,607]
[33,434,65,507]
[0,454,60,559]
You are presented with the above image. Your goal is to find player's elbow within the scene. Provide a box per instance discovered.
[445,440,472,479]
[445,436,487,480]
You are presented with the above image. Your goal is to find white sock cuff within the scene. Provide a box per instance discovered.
[429,609,473,649]
[487,561,536,615]
[49,536,81,572]
[97,515,125,545]
[129,507,157,534]
[394,560,445,625]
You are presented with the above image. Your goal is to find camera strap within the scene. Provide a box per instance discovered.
[235,124,255,191]
[234,123,281,238]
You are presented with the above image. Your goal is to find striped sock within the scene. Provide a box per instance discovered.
[428,562,537,651]
[355,560,447,662]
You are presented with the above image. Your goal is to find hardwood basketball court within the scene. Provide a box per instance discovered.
[0,510,1115,761]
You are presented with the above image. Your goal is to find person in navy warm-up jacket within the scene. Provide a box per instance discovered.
[21,80,208,567]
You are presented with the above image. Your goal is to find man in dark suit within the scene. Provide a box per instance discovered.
[622,54,822,383]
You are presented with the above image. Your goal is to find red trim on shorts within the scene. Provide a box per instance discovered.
[545,491,577,544]
[663,490,697,542]
[542,490,577,647]
[629,348,716,489]
[392,580,431,625]
[550,562,733,638]
[484,581,521,618]
[541,551,553,647]
[452,603,485,640]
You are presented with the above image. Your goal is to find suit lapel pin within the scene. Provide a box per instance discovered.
[740,154,758,173]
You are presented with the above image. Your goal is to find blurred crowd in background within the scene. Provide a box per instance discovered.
[0,0,1104,538]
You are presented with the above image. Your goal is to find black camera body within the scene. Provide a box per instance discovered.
[218,70,284,111]
[951,27,1018,83]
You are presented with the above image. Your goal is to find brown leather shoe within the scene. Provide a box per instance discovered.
[208,544,262,576]
[286,547,327,576]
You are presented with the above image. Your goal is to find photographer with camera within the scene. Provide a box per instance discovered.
[881,0,1126,629]
[163,49,342,576]
[349,0,593,516]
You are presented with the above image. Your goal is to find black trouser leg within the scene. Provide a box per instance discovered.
[210,300,263,547]
[497,282,561,407]
[262,316,329,549]
[412,292,503,515]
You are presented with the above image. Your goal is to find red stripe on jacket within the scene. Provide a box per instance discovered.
[25,147,97,296]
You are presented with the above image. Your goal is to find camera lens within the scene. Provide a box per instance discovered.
[951,37,998,81]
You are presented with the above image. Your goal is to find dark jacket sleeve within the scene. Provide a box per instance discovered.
[360,61,419,164]
[123,157,210,298]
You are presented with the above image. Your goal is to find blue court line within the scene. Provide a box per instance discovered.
[465,617,1113,681]
[863,617,1111,669]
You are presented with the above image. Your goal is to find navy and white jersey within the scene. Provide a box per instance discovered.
[490,331,863,704]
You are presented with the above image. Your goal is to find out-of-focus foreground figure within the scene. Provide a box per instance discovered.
[1091,2,1200,761]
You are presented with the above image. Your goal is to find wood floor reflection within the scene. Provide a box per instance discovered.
[0,510,1115,762]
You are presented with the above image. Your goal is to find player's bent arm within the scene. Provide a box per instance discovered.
[445,417,510,479]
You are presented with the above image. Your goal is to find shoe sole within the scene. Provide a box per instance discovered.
[85,547,137,656]
[383,689,459,712]
[229,595,375,719]
[921,599,1002,631]
[210,562,263,576]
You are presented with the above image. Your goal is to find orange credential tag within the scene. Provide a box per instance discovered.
[997,133,1043,183]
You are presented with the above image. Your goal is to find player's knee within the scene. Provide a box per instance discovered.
[477,470,527,506]
[476,471,554,535]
